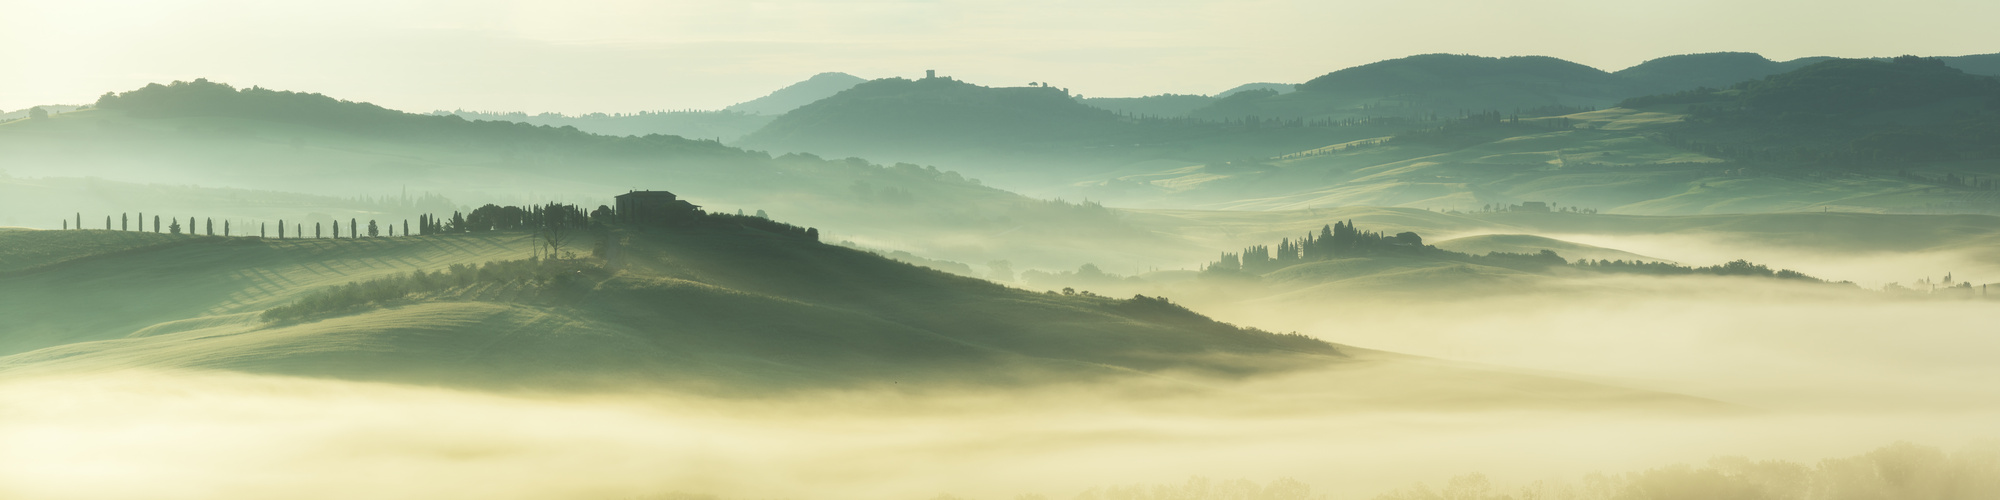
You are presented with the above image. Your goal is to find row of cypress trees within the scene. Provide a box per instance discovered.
[58,212,414,239]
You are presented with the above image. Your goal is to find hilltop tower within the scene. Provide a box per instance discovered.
[926,69,936,79]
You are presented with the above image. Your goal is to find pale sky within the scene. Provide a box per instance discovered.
[3,0,1995,114]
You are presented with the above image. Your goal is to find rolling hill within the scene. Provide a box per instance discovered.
[1189,54,1636,121]
[724,72,868,115]
[740,76,1131,156]
[0,219,1733,414]
[1611,52,1829,96]
[0,221,1328,390]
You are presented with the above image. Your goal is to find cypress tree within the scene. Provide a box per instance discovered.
[106,216,112,230]
[76,213,81,230]
[154,215,160,233]
[122,213,128,231]
[62,220,68,230]
[279,220,286,239]
[403,219,409,237]
[315,223,322,239]
[260,223,266,238]
[206,218,213,236]
[225,220,231,236]
[350,218,357,239]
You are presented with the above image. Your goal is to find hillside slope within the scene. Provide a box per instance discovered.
[725,72,868,115]
[0,222,1336,390]
[0,221,1730,413]
[1191,54,1635,121]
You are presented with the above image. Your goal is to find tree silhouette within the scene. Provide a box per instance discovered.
[106,216,112,230]
[315,222,322,239]
[153,215,160,233]
[367,220,379,237]
[27,107,47,119]
[333,220,341,238]
[536,203,586,258]
[168,218,182,234]
[206,218,213,236]
[350,218,357,239]
[279,220,286,239]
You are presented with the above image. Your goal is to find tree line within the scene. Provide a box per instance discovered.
[1207,220,1427,275]
[59,211,424,239]
[1203,220,1830,283]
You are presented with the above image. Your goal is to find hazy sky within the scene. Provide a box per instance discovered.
[4,0,1996,114]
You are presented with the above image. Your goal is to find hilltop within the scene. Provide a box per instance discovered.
[724,72,868,115]
[741,76,1131,157]
[1189,54,1634,121]
[1612,52,1829,96]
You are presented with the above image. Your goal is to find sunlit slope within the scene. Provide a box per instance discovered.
[0,231,531,357]
[0,229,197,274]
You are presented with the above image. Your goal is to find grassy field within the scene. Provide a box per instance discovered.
[0,229,202,274]
[0,231,533,358]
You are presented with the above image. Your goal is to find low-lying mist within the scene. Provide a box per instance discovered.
[3,367,1996,500]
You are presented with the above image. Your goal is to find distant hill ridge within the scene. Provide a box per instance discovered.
[741,76,1130,156]
[1624,56,2000,164]
[93,79,746,158]
[725,72,868,115]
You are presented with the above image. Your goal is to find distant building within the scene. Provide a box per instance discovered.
[926,69,936,79]
[615,190,702,224]
[1515,201,1550,212]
